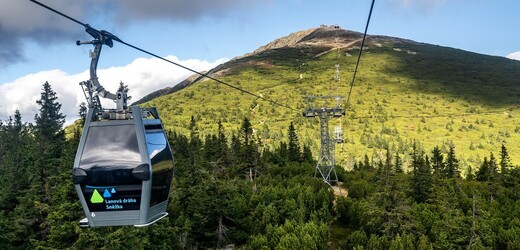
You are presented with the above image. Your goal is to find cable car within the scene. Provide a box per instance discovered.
[71,28,174,227]
[73,106,174,227]
[334,124,343,143]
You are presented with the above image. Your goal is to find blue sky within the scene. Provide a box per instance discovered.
[1,0,519,123]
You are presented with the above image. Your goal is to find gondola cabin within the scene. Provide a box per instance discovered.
[73,106,174,227]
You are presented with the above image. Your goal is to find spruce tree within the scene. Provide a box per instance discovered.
[230,133,241,164]
[34,82,65,136]
[431,146,445,177]
[466,166,476,181]
[385,148,393,174]
[0,111,32,211]
[241,117,253,147]
[476,157,490,182]
[204,134,219,161]
[394,151,403,173]
[488,152,498,201]
[376,160,384,180]
[23,81,66,244]
[287,122,301,162]
[411,143,432,203]
[189,115,198,138]
[0,121,3,166]
[188,115,202,166]
[379,148,393,187]
[217,121,231,166]
[240,117,257,176]
[302,144,314,163]
[488,152,498,178]
[117,81,132,101]
[499,144,510,175]
[278,141,288,163]
[363,154,372,171]
[33,81,66,197]
[78,102,87,126]
[445,145,460,178]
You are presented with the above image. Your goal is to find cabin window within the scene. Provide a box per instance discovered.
[145,129,174,207]
[79,124,142,211]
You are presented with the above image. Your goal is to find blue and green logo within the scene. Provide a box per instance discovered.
[90,189,104,204]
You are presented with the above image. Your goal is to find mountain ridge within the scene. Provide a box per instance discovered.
[134,26,420,105]
[136,26,520,169]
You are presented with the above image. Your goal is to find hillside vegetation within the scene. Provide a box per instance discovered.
[2,28,520,249]
[142,27,520,172]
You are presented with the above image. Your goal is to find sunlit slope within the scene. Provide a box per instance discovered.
[143,28,520,172]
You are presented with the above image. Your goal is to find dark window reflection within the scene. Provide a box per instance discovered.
[146,130,174,207]
[80,125,142,186]
[79,124,143,211]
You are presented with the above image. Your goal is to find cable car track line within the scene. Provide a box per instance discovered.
[117,39,298,111]
[29,0,297,112]
[346,0,376,105]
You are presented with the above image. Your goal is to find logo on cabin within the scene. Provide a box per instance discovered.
[90,188,117,204]
[90,189,104,204]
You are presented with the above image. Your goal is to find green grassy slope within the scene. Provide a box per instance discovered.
[142,32,520,174]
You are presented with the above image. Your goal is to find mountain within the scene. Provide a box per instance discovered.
[139,25,520,171]
[133,71,207,105]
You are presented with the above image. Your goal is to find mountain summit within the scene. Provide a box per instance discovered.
[248,26,353,55]
[247,25,417,56]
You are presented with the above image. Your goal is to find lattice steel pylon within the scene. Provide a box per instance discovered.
[303,96,345,185]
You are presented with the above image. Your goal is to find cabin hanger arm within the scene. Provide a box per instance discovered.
[77,26,127,111]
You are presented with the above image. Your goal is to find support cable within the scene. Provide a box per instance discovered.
[346,0,376,105]
[30,0,297,112]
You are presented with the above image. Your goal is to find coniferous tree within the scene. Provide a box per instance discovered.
[189,115,198,138]
[411,144,432,203]
[0,111,32,211]
[277,141,288,164]
[379,148,393,186]
[18,81,66,245]
[445,145,460,178]
[117,81,132,101]
[204,134,219,162]
[217,121,231,166]
[487,152,498,200]
[385,148,393,174]
[302,144,314,164]
[287,122,301,162]
[241,117,253,147]
[240,117,258,178]
[352,161,360,171]
[466,166,475,181]
[376,160,384,180]
[33,81,66,198]
[476,157,490,182]
[355,160,363,171]
[431,146,445,177]
[363,154,372,171]
[488,153,498,178]
[394,151,403,173]
[188,115,202,166]
[78,102,87,126]
[499,144,510,175]
[230,133,241,164]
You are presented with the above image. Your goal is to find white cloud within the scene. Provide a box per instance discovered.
[0,0,265,66]
[507,51,520,61]
[0,56,227,125]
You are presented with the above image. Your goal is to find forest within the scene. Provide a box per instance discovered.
[1,82,519,249]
